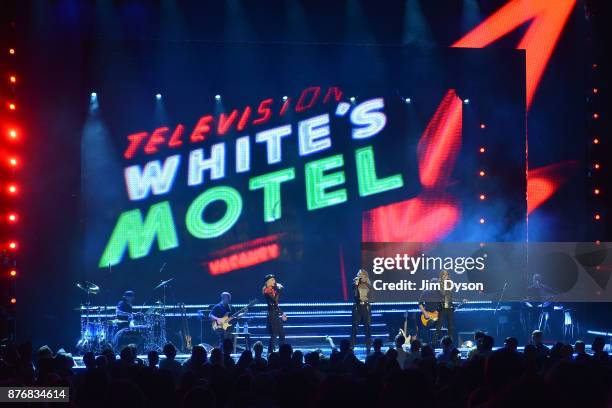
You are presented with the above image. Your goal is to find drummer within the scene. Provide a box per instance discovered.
[116,290,135,323]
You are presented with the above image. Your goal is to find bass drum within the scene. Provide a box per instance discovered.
[112,328,145,354]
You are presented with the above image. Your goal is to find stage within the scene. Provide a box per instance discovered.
[73,300,608,358]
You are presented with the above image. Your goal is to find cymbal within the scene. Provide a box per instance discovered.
[76,281,100,294]
[154,277,174,290]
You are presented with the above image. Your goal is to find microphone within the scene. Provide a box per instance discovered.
[275,283,284,290]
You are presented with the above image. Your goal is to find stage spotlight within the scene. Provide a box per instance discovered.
[7,184,17,194]
[7,213,17,223]
[593,113,599,119]
[593,138,599,144]
[350,96,356,103]
[594,189,600,195]
[10,298,16,304]
[8,157,17,167]
[479,218,485,224]
[479,147,485,153]
[463,98,470,104]
[480,123,486,129]
[593,88,598,94]
[9,48,15,55]
[9,75,16,84]
[594,163,600,169]
[404,97,411,103]
[479,194,486,200]
[8,129,17,140]
[282,96,288,101]
[479,170,485,177]
[9,270,16,277]
[594,214,601,220]
[8,102,16,111]
[156,93,162,100]
[215,94,221,100]
[89,92,99,111]
[8,241,17,250]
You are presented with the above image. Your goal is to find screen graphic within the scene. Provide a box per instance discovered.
[81,44,526,303]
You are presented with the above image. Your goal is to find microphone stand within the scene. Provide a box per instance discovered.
[494,282,508,316]
[414,289,426,338]
[494,282,509,338]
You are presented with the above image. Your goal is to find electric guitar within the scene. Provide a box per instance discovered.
[211,299,257,331]
[178,303,192,352]
[398,311,412,343]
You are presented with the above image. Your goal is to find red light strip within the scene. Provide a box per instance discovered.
[3,36,19,306]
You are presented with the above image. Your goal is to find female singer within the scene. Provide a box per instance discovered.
[263,274,287,354]
[351,269,373,354]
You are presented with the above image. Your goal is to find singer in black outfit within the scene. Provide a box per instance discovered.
[351,269,373,354]
[263,274,287,354]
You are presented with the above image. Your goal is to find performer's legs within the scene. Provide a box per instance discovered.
[220,329,234,352]
[267,316,281,354]
[446,309,455,343]
[267,317,276,354]
[434,315,442,347]
[363,304,372,353]
[278,318,286,346]
[215,328,226,348]
[351,304,361,348]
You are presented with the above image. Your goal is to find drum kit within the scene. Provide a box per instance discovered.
[75,278,174,355]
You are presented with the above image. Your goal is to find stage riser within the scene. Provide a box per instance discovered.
[76,301,548,354]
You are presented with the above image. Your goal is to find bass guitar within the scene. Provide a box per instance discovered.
[211,299,257,331]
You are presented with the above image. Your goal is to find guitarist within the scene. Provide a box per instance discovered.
[209,292,234,348]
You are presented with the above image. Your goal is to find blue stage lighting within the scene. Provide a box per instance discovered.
[156,93,162,100]
[215,94,221,100]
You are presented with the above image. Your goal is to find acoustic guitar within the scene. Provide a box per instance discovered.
[419,300,468,326]
[418,304,439,326]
